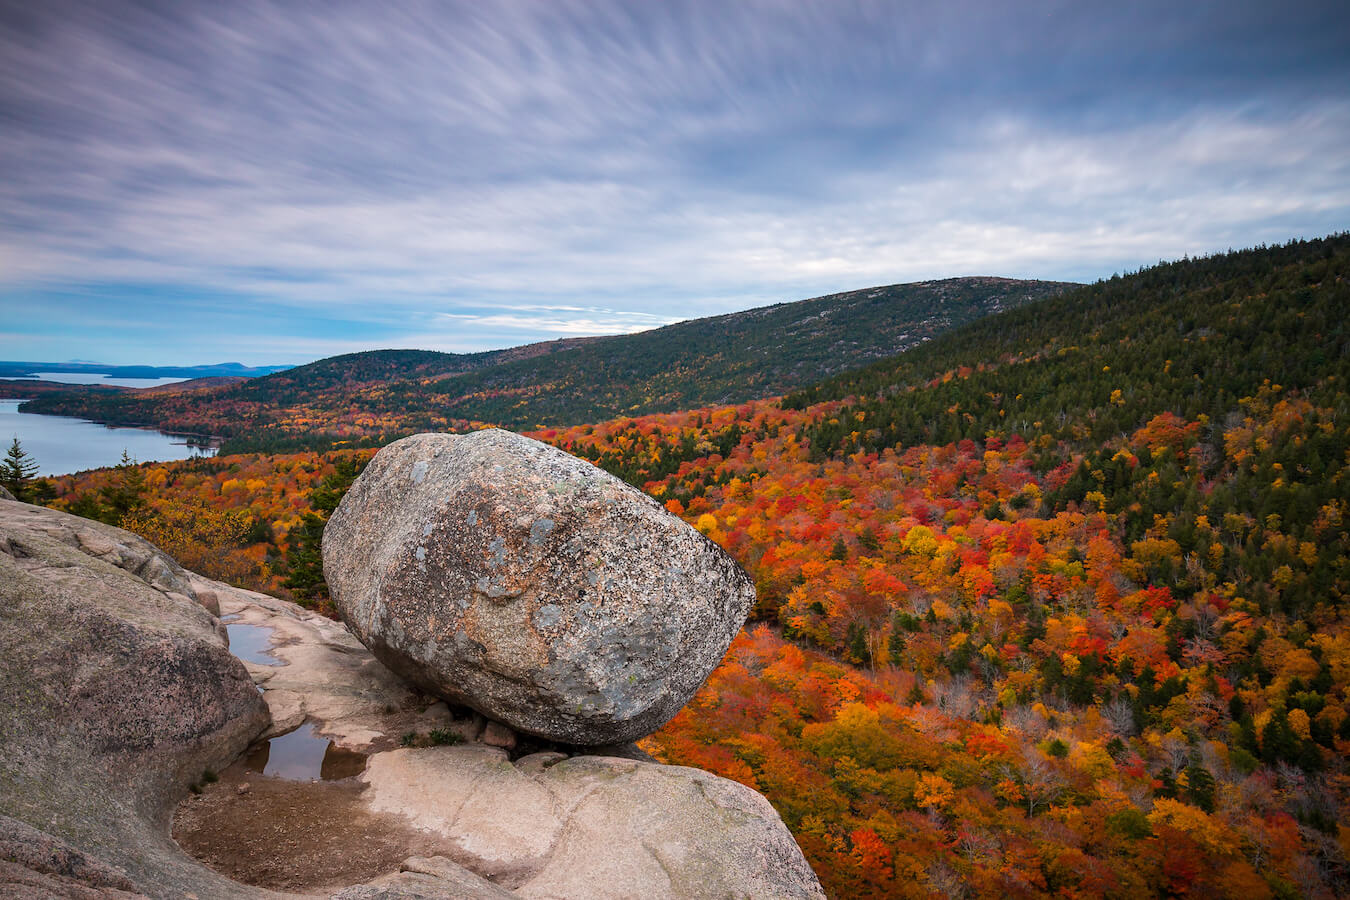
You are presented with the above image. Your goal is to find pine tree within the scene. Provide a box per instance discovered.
[1,437,39,501]
[283,456,363,606]
[98,450,146,524]
[1184,760,1217,812]
[282,512,328,604]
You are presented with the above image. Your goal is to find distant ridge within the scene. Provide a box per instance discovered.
[0,360,291,380]
[16,276,1074,452]
[137,376,249,395]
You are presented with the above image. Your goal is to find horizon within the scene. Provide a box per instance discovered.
[2,0,1348,366]
[0,246,1304,372]
[9,269,1092,371]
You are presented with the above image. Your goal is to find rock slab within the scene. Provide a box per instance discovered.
[360,747,826,899]
[0,500,271,899]
[323,429,757,745]
[226,575,826,899]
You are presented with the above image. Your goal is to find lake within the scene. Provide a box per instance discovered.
[1,400,217,477]
[12,372,190,388]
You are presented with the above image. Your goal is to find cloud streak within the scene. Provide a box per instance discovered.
[1,0,1347,364]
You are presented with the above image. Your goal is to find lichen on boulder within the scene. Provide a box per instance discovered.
[323,429,757,745]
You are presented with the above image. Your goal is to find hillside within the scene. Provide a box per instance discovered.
[786,237,1349,457]
[40,235,1350,896]
[138,376,249,395]
[20,277,1072,452]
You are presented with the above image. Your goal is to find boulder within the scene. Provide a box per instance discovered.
[0,500,272,899]
[323,429,756,745]
[0,497,220,613]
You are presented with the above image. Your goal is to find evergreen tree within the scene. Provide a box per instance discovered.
[1,437,39,501]
[282,511,328,604]
[97,450,146,524]
[283,456,363,606]
[1184,760,1216,813]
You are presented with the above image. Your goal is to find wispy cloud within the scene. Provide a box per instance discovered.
[438,307,683,336]
[1,0,1347,364]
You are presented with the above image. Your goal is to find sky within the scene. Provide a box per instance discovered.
[1,0,1347,367]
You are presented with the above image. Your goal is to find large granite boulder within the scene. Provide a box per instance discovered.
[323,429,756,745]
[0,499,271,899]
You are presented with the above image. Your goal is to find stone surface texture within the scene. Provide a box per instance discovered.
[0,500,273,899]
[3,496,822,899]
[330,856,515,900]
[323,429,757,745]
[360,747,825,899]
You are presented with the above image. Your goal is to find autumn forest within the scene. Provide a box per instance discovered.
[19,235,1350,897]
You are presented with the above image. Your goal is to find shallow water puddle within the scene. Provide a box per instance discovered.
[243,722,368,781]
[173,742,415,893]
[225,622,283,665]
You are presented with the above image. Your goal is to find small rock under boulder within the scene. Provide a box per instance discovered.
[323,429,757,745]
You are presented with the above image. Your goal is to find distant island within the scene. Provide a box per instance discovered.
[0,360,292,380]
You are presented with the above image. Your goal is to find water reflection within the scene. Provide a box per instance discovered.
[243,722,368,781]
[225,623,282,666]
[0,399,216,477]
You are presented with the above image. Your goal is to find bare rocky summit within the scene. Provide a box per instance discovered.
[1,498,823,899]
[323,429,757,745]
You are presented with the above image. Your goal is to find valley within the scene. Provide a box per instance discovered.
[28,235,1350,897]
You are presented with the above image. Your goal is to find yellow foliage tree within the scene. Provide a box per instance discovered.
[913,773,954,811]
[1147,798,1240,856]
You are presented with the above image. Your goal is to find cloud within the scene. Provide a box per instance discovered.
[1,0,1348,364]
[437,307,683,336]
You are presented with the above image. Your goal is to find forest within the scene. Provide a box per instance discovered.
[12,277,1070,454]
[29,235,1350,897]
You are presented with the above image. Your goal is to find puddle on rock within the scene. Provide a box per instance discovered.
[225,622,283,665]
[243,722,368,781]
[173,746,435,893]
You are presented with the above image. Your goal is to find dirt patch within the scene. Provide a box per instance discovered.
[172,757,446,894]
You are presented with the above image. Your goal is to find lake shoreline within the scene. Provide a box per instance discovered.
[0,399,220,477]
[13,399,225,447]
